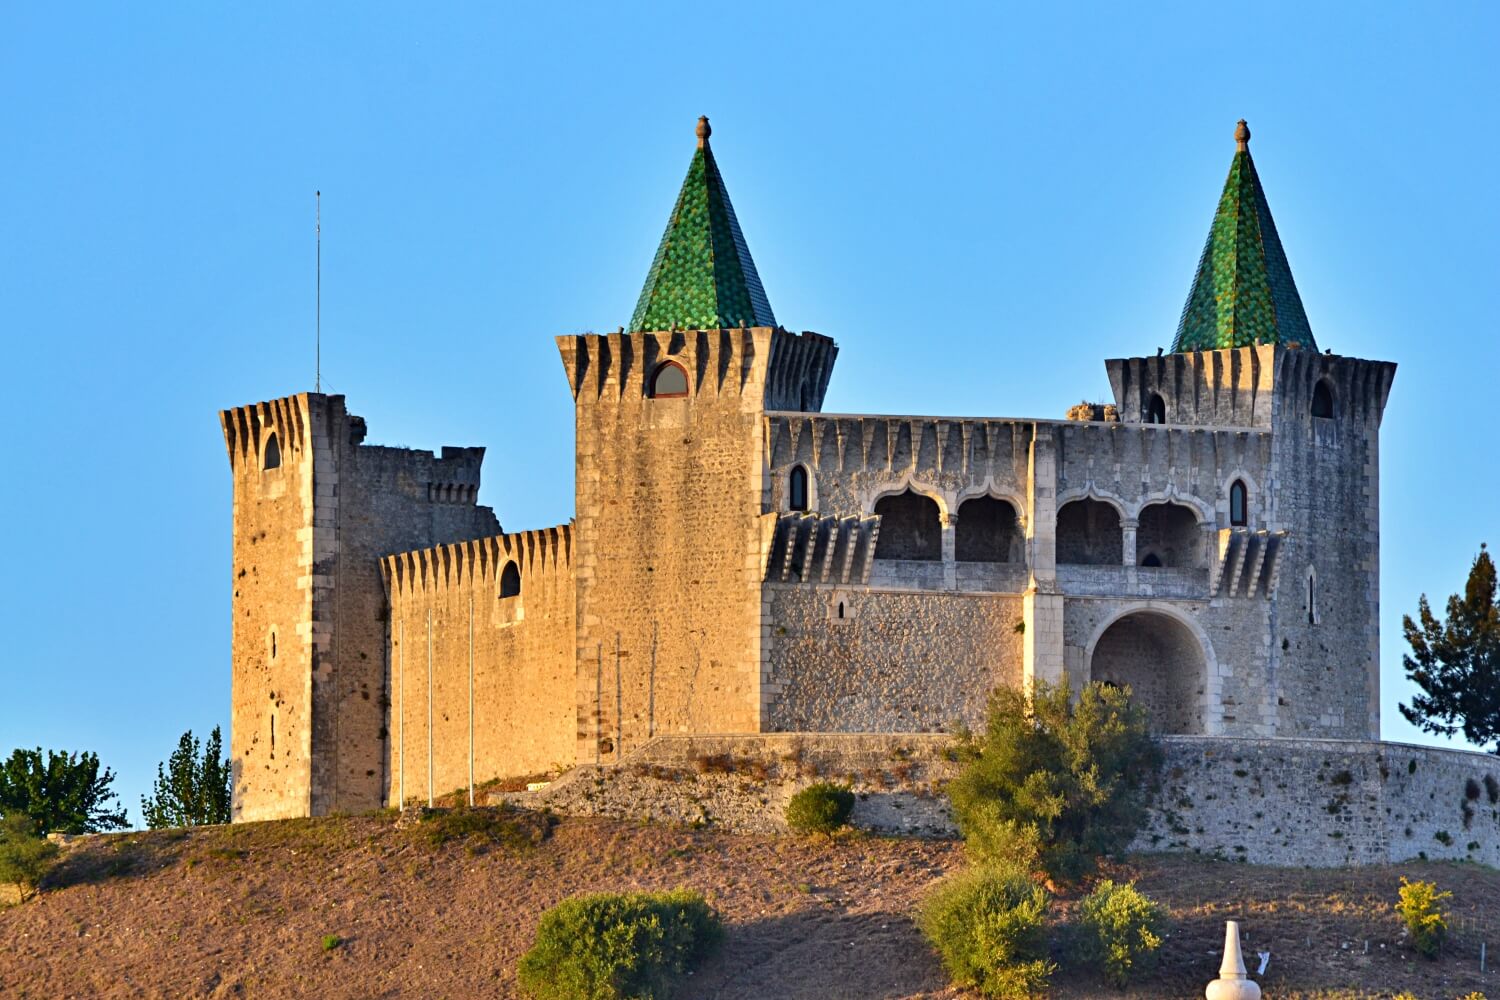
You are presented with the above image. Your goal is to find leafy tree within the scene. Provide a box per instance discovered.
[141,727,232,829]
[0,813,60,902]
[0,748,128,834]
[1400,544,1500,754]
[947,678,1162,883]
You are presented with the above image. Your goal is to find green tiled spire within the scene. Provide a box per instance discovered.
[628,117,777,333]
[1171,120,1316,353]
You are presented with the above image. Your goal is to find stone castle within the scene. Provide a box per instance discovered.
[222,117,1401,824]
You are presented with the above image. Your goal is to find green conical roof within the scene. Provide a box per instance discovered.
[628,117,776,333]
[1171,121,1316,353]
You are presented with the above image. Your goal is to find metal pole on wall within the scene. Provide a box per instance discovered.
[426,607,433,809]
[468,594,474,808]
[398,616,405,809]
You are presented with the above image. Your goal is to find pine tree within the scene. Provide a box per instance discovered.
[1400,544,1500,754]
[140,726,232,829]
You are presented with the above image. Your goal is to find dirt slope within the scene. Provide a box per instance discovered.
[0,812,1496,999]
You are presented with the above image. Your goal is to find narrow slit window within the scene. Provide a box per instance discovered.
[650,361,689,398]
[789,466,809,512]
[263,432,282,470]
[270,713,276,754]
[1307,571,1318,625]
[837,601,846,619]
[1229,480,1248,527]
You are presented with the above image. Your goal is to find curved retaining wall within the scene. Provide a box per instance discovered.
[506,734,1500,868]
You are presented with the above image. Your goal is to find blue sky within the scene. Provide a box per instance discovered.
[2,3,1496,823]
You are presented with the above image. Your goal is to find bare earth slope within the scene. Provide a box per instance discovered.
[1,812,1496,999]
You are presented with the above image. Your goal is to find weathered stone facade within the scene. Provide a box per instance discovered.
[221,120,1419,836]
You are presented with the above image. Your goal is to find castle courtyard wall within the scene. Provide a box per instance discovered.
[382,528,576,805]
[763,586,1024,733]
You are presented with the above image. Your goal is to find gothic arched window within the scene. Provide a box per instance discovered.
[1146,392,1167,425]
[650,361,689,398]
[789,465,809,512]
[1311,379,1334,419]
[263,432,282,470]
[499,561,521,599]
[1229,480,1249,527]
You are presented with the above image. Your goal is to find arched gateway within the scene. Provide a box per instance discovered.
[1087,609,1210,734]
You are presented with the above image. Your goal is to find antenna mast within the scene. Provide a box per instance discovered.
[315,191,322,393]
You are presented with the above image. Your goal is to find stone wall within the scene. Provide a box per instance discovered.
[513,733,1500,869]
[222,393,500,820]
[762,586,1024,733]
[382,527,576,806]
[559,328,836,766]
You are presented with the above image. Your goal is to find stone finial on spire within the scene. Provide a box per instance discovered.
[1235,119,1251,152]
[696,115,711,149]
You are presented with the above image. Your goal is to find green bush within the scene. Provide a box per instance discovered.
[785,782,855,835]
[918,865,1054,1000]
[0,813,60,902]
[1396,876,1451,958]
[517,889,722,1000]
[1075,879,1165,987]
[947,678,1161,883]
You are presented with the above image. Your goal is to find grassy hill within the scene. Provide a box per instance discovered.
[1,810,1496,999]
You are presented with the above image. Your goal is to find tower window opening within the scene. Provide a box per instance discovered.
[789,465,809,512]
[1307,571,1318,625]
[1146,392,1167,425]
[837,601,845,619]
[1311,379,1334,419]
[269,629,277,660]
[650,361,689,398]
[499,561,521,599]
[270,713,276,755]
[263,432,282,470]
[1229,480,1249,527]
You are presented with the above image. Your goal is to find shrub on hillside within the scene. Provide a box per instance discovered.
[918,865,1054,1000]
[411,805,554,851]
[0,813,60,902]
[1074,879,1165,987]
[785,782,855,835]
[1397,876,1451,958]
[947,678,1161,883]
[517,888,722,1000]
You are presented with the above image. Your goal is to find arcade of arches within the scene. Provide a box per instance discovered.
[1089,610,1207,734]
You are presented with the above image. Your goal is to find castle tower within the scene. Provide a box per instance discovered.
[1104,121,1394,738]
[559,117,835,763]
[221,393,498,820]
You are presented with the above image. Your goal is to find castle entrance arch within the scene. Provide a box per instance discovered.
[1087,609,1208,734]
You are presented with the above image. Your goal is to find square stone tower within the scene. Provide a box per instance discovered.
[220,393,497,820]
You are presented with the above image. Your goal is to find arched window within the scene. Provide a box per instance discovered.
[873,490,942,561]
[1056,498,1123,565]
[650,361,689,398]
[1311,379,1334,419]
[955,496,1021,562]
[499,561,521,599]
[1146,392,1167,425]
[263,432,282,470]
[1229,480,1249,527]
[788,465,809,512]
[1136,502,1203,568]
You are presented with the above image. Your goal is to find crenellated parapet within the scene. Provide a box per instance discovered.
[557,327,836,410]
[1107,346,1277,427]
[1272,348,1397,427]
[381,524,574,598]
[220,393,311,469]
